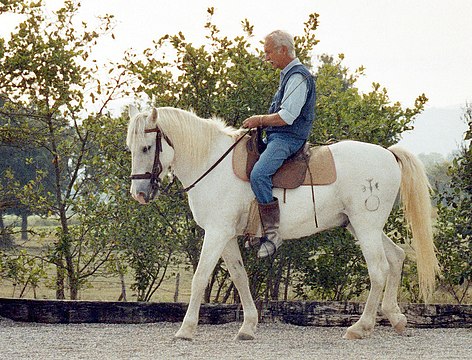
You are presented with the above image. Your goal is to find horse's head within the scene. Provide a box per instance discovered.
[127,105,175,204]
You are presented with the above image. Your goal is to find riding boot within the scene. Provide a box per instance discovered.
[257,198,282,258]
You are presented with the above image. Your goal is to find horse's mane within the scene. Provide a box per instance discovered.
[127,107,242,166]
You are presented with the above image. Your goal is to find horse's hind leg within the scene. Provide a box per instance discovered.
[221,239,258,340]
[345,224,388,339]
[381,232,407,334]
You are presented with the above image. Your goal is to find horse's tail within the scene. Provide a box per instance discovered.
[388,145,440,302]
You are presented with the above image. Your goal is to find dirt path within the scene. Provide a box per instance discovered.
[0,317,470,359]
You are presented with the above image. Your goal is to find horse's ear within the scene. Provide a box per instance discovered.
[150,107,158,124]
[129,105,139,119]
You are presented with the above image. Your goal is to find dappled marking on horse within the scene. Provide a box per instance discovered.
[126,106,439,340]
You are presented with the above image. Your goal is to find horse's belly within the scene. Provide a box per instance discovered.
[276,186,346,239]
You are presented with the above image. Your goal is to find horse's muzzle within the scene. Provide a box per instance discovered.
[133,192,149,204]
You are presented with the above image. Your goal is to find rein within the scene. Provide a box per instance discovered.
[179,128,251,193]
[130,126,251,197]
[130,68,313,197]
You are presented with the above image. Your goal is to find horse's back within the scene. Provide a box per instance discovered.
[329,140,399,177]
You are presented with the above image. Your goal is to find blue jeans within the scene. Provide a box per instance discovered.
[250,134,305,204]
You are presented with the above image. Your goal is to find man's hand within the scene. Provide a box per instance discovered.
[242,113,287,128]
[242,115,263,129]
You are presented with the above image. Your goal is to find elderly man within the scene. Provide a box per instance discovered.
[242,30,316,258]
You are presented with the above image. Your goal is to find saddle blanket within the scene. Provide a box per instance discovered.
[232,134,337,187]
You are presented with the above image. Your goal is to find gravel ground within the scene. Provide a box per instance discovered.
[0,317,470,360]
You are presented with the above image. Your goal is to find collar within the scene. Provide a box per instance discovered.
[281,58,301,77]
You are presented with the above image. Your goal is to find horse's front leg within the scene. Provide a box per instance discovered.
[175,229,230,340]
[221,238,258,340]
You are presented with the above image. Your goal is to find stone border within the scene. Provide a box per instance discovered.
[0,298,470,328]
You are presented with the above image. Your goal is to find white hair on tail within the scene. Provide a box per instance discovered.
[388,144,440,302]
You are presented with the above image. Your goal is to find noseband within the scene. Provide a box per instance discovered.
[130,127,173,200]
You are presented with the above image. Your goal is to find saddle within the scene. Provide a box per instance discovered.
[232,130,337,189]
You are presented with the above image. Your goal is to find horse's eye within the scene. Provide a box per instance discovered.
[143,145,152,153]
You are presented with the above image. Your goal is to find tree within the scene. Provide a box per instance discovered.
[0,0,123,299]
[0,130,55,240]
[434,103,471,304]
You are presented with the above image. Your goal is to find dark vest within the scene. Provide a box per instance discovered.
[267,64,316,140]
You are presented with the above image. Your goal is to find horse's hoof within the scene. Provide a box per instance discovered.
[235,332,255,341]
[174,330,194,341]
[393,316,407,334]
[343,330,363,340]
[174,335,193,341]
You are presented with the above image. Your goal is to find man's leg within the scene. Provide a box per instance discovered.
[249,137,303,257]
[250,137,293,204]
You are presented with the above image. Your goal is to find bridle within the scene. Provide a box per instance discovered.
[130,125,250,199]
[129,127,173,200]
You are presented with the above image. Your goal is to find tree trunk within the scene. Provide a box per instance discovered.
[0,210,14,249]
[173,273,180,303]
[284,260,292,301]
[55,259,65,300]
[21,211,27,241]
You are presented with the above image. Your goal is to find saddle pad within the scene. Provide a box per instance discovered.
[232,135,337,187]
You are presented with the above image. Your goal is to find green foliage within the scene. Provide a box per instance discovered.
[124,7,279,123]
[291,229,369,301]
[313,54,427,145]
[434,105,471,304]
[0,249,47,298]
[0,0,117,299]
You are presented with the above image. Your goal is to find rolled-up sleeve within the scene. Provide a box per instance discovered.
[278,73,308,125]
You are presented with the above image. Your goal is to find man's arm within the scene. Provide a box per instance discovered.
[242,72,308,129]
[242,113,287,128]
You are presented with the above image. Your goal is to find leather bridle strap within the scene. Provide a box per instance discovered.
[129,127,172,199]
[130,127,251,195]
[178,128,251,193]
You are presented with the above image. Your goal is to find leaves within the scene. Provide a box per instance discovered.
[434,104,471,304]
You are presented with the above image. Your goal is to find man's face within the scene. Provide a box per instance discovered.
[264,38,286,69]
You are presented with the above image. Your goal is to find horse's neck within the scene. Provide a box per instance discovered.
[173,134,233,189]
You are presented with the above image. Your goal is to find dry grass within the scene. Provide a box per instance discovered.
[1,219,470,304]
[0,221,193,302]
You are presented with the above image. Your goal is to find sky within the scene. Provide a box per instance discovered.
[1,0,471,155]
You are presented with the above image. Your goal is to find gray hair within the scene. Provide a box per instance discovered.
[265,30,296,58]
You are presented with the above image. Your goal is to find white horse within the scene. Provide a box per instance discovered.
[126,106,439,340]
